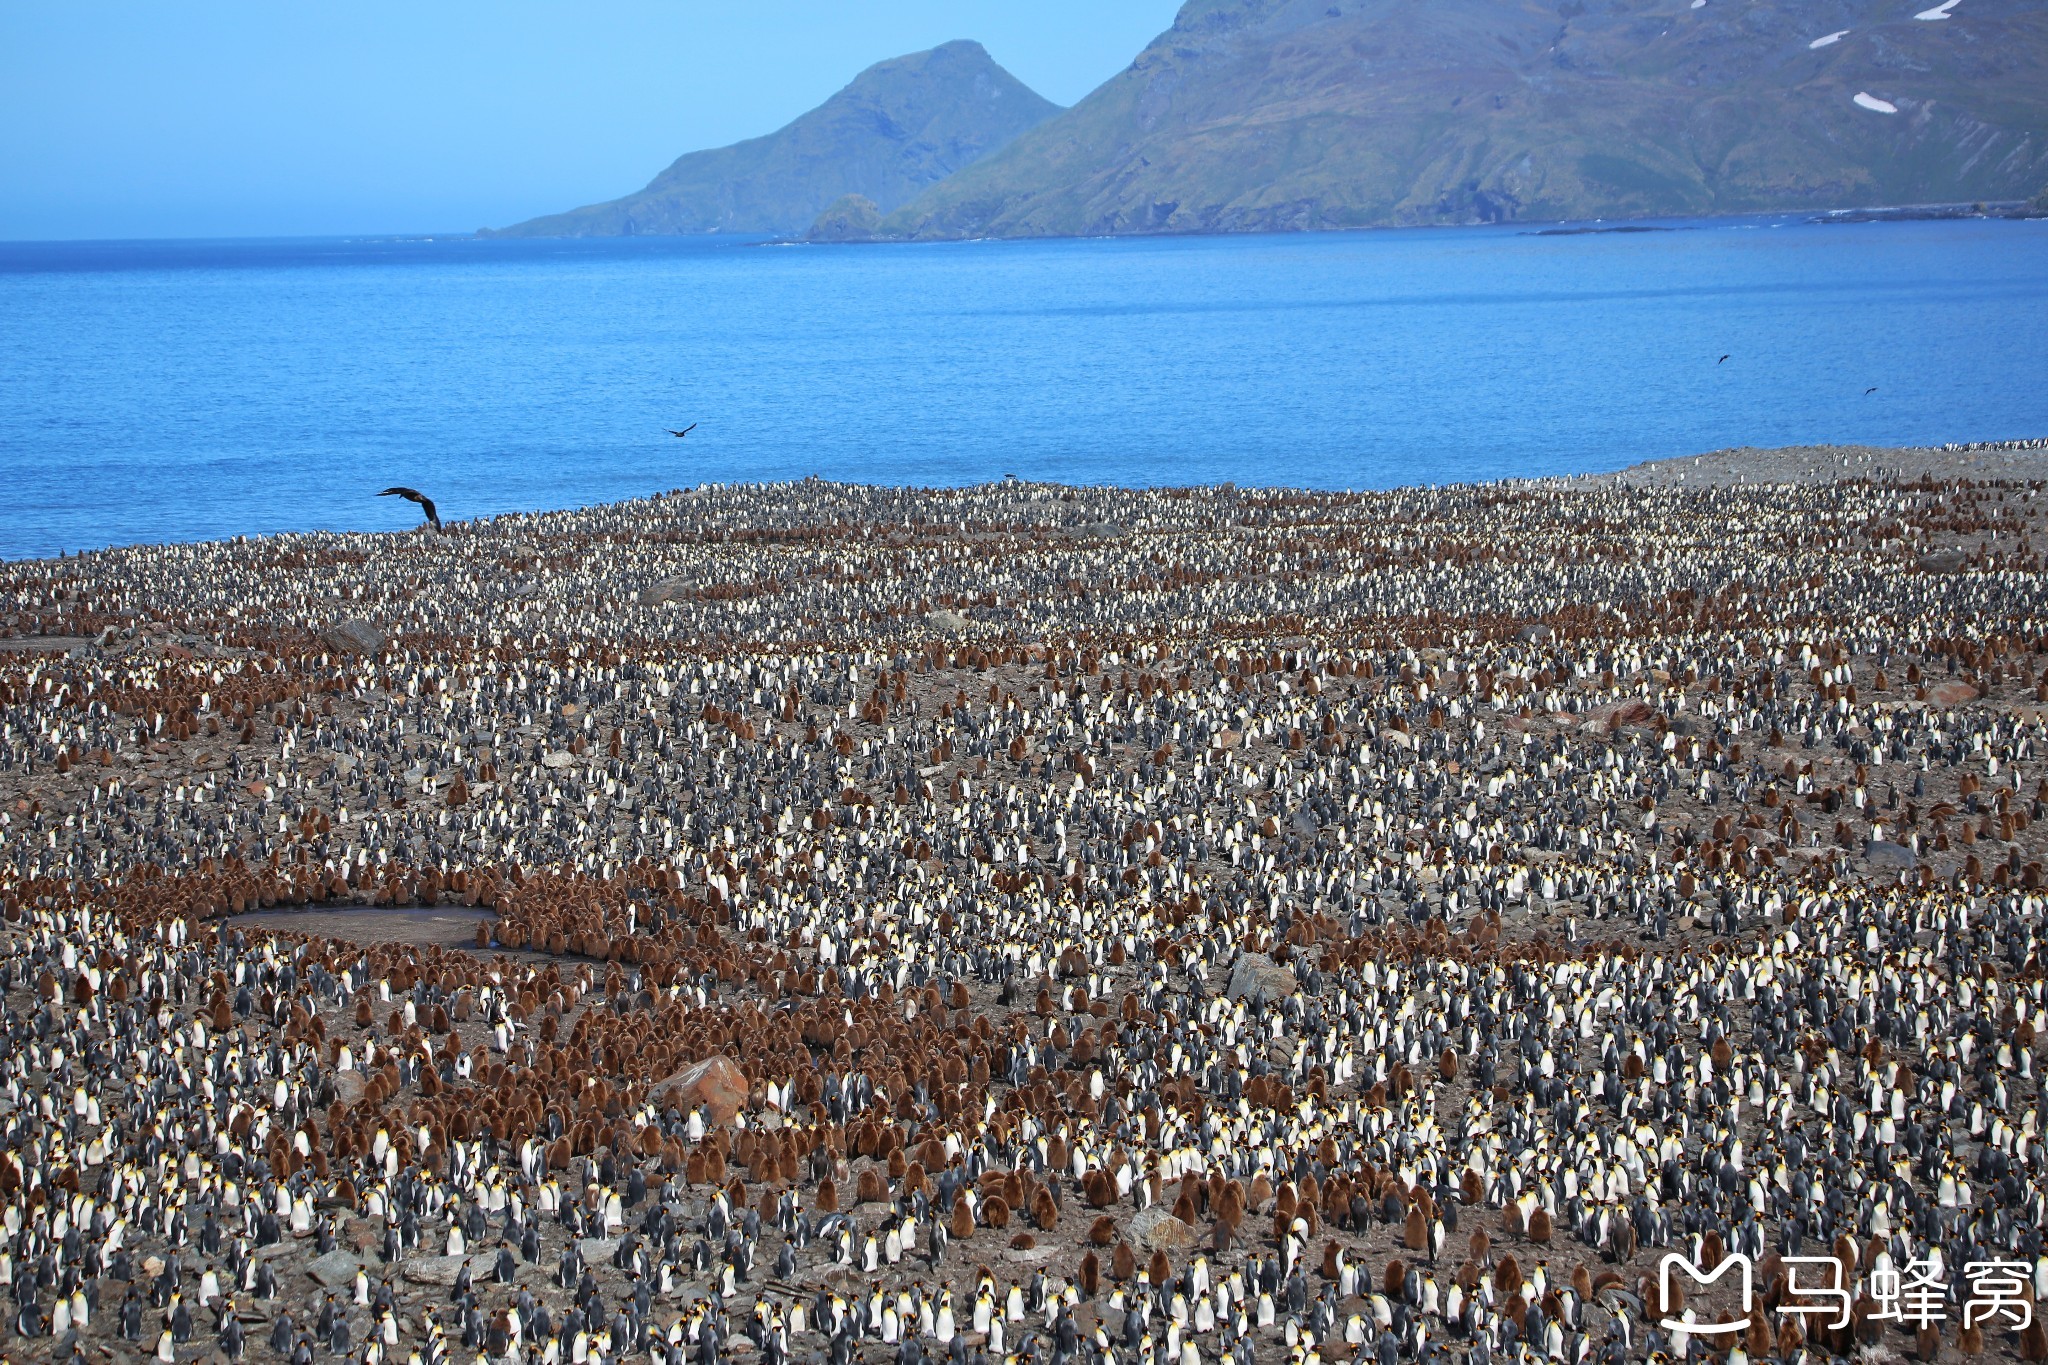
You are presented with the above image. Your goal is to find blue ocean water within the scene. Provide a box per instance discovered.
[2,217,2045,561]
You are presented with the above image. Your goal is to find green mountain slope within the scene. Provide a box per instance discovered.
[490,41,1060,238]
[874,0,2048,238]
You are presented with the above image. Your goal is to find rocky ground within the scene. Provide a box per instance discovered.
[1,444,2046,1365]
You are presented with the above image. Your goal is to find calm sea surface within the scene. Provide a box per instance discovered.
[2,218,2045,560]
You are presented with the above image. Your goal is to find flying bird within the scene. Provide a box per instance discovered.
[378,487,441,531]
[667,425,697,438]
[1865,387,1879,395]
[1717,355,1730,364]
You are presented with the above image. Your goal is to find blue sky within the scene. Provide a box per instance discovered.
[0,2,1183,241]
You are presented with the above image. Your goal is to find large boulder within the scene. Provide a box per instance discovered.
[927,609,972,634]
[1226,952,1296,1004]
[306,1249,361,1289]
[1131,1206,1199,1252]
[1582,698,1657,734]
[1928,681,1980,707]
[319,619,384,656]
[401,1255,488,1287]
[665,1056,749,1124]
[328,1069,367,1107]
[643,578,695,605]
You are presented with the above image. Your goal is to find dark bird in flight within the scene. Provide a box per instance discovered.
[1865,387,1878,395]
[378,487,441,531]
[1718,355,1730,364]
[666,424,697,438]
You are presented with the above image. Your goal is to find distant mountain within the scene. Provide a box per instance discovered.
[490,41,1060,238]
[872,0,2048,239]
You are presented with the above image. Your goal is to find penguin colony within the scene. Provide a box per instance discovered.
[2,462,2048,1365]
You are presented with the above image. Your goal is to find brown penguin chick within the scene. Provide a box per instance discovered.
[1088,1216,1119,1247]
[815,1177,839,1214]
[1469,1229,1490,1264]
[1384,1259,1408,1297]
[1527,1209,1552,1244]
[1571,1265,1593,1301]
[1958,1323,1985,1356]
[1916,1325,1944,1360]
[981,1196,1010,1229]
[1503,1203,1526,1239]
[1217,1182,1245,1231]
[1323,1242,1344,1280]
[950,1197,975,1241]
[1110,1242,1136,1282]
[1404,1207,1429,1251]
[2018,1317,2048,1361]
[1492,1254,1522,1296]
[1147,1249,1171,1287]
[1009,1233,1036,1251]
[1079,1251,1100,1298]
[856,1168,887,1204]
[1031,1187,1059,1231]
[1745,1311,1774,1360]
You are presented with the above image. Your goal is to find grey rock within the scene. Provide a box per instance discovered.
[319,618,384,656]
[643,578,694,605]
[1131,1206,1199,1251]
[1226,952,1297,1003]
[401,1255,488,1287]
[926,609,972,633]
[329,1070,366,1107]
[578,1238,619,1264]
[306,1249,360,1289]
[1916,550,1969,572]
[1865,840,1917,869]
